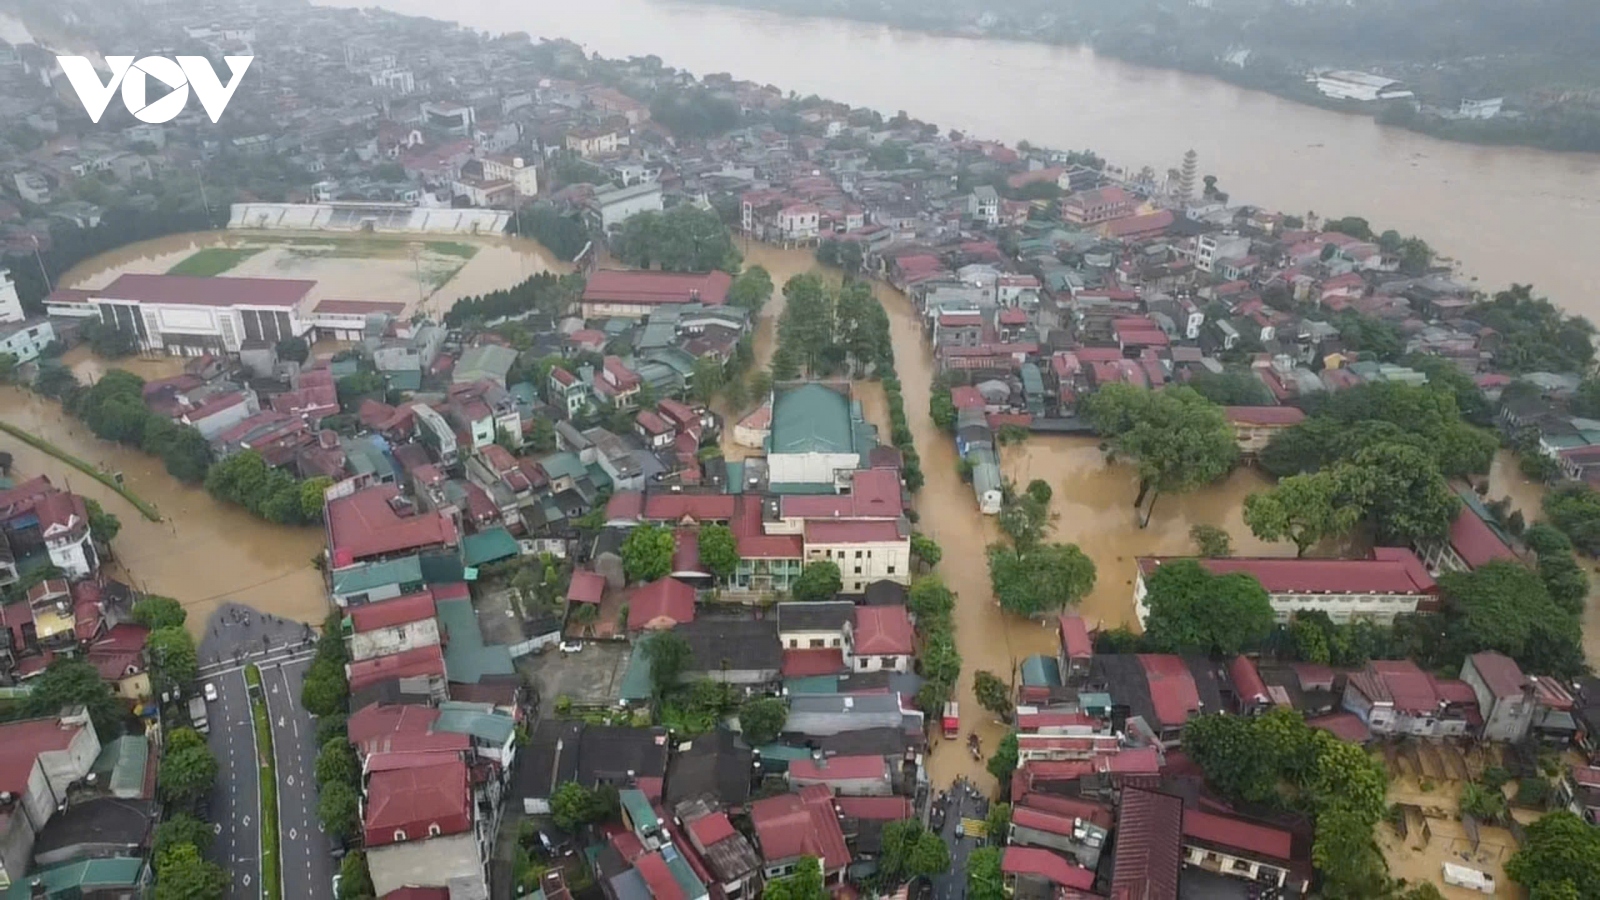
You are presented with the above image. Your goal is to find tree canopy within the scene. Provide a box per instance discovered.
[739,696,788,744]
[158,728,218,806]
[24,657,121,741]
[988,542,1096,617]
[1471,284,1595,374]
[1505,811,1600,899]
[878,820,952,884]
[763,857,828,900]
[966,847,1005,900]
[132,595,187,629]
[643,630,694,697]
[550,781,620,833]
[791,560,843,602]
[621,524,676,583]
[1436,559,1585,677]
[697,524,739,580]
[613,204,741,273]
[1083,384,1237,522]
[1140,559,1273,656]
[1242,469,1364,556]
[154,842,228,900]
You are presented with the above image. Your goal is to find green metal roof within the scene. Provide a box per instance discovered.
[1020,654,1062,687]
[91,735,149,797]
[455,344,518,382]
[462,528,519,567]
[619,788,660,833]
[420,552,466,584]
[384,369,423,392]
[433,700,516,744]
[538,452,587,482]
[584,462,614,493]
[783,676,839,694]
[435,598,514,684]
[771,384,855,454]
[619,641,654,703]
[5,858,144,899]
[332,555,424,596]
[753,743,813,761]
[663,846,708,899]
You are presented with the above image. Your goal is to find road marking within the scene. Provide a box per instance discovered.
[243,875,252,886]
[241,815,250,827]
[215,823,223,834]
[290,828,298,840]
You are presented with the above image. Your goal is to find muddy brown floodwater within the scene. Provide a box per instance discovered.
[0,388,329,641]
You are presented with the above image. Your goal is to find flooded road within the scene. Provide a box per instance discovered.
[56,230,566,320]
[0,388,329,642]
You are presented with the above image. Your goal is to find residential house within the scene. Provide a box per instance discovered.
[785,754,892,796]
[1460,651,1536,743]
[748,787,850,888]
[1223,406,1305,454]
[0,711,102,890]
[1342,659,1476,738]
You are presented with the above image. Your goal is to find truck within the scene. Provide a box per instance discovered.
[942,701,959,739]
[1441,863,1494,895]
[188,695,209,733]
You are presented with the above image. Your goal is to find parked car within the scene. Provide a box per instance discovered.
[559,640,583,654]
[203,682,218,702]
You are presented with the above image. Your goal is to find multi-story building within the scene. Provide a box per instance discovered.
[1135,549,1438,625]
[565,126,620,158]
[36,491,98,580]
[1460,651,1536,742]
[1060,186,1135,226]
[479,155,539,196]
[1342,659,1476,738]
[0,318,55,364]
[1222,405,1305,454]
[86,274,316,357]
[0,269,24,324]
[586,182,663,234]
[0,710,102,890]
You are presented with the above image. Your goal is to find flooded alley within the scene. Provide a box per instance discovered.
[0,388,329,642]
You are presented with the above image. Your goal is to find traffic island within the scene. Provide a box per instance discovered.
[245,664,282,900]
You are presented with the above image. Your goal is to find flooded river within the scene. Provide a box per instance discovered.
[0,386,328,642]
[322,0,1600,317]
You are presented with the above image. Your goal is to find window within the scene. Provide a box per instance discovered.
[394,831,407,842]
[428,824,442,837]
[788,639,798,649]
[854,567,862,575]
[831,638,840,648]
[887,565,896,575]
[809,639,824,649]
[854,551,863,559]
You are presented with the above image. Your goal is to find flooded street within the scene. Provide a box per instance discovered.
[56,230,566,320]
[0,388,329,642]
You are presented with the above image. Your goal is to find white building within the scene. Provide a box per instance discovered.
[1459,97,1504,120]
[588,182,663,233]
[88,274,315,357]
[1134,550,1438,625]
[1311,70,1414,102]
[805,521,910,594]
[0,316,54,365]
[971,186,1000,226]
[0,268,23,324]
[777,204,820,241]
[480,155,539,196]
[37,491,98,580]
[1195,232,1252,273]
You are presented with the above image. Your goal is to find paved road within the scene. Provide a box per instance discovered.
[262,654,336,900]
[931,777,990,900]
[203,667,261,900]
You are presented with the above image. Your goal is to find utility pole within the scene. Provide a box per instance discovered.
[31,235,52,294]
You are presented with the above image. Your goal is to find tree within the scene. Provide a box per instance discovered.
[550,781,620,833]
[1083,384,1238,526]
[763,857,827,900]
[84,498,121,545]
[613,204,741,273]
[966,847,1005,900]
[275,336,310,364]
[1186,369,1273,406]
[691,354,725,405]
[972,670,1013,718]
[338,852,376,900]
[775,274,835,376]
[930,384,957,432]
[24,657,120,741]
[1438,560,1582,674]
[1544,484,1600,554]
[727,265,774,312]
[300,476,333,522]
[153,813,214,859]
[1141,559,1273,656]
[791,560,843,603]
[698,524,739,580]
[1189,524,1232,557]
[739,696,788,744]
[621,524,676,583]
[997,494,1053,550]
[316,737,359,787]
[335,371,386,412]
[987,542,1096,617]
[132,595,187,629]
[1506,811,1600,899]
[1242,469,1363,557]
[984,802,1011,846]
[1347,443,1459,543]
[301,656,349,717]
[1024,479,1052,506]
[159,728,218,806]
[986,733,1019,783]
[155,842,228,900]
[1325,216,1373,240]
[910,532,942,570]
[909,576,955,625]
[643,630,694,698]
[319,781,361,841]
[879,820,952,884]
[1312,807,1391,899]
[1539,553,1590,615]
[1459,781,1507,821]
[148,626,199,689]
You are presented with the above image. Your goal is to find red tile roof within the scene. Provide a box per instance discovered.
[1229,656,1269,706]
[606,491,645,521]
[1137,551,1436,595]
[1015,794,1114,830]
[99,273,315,308]
[1003,847,1095,891]
[1182,809,1292,860]
[328,485,458,567]
[0,716,89,794]
[1111,788,1183,900]
[363,757,471,846]
[686,811,737,848]
[382,889,449,900]
[804,520,902,544]
[627,578,697,631]
[672,529,703,575]
[732,495,805,560]
[348,592,438,632]
[1223,405,1306,426]
[347,644,446,693]
[567,570,607,605]
[634,852,685,900]
[34,490,86,535]
[643,492,737,523]
[348,703,442,745]
[781,469,904,520]
[749,785,850,871]
[1351,659,1439,714]
[1137,655,1202,727]
[1058,615,1092,660]
[788,755,888,782]
[582,269,732,307]
[853,606,913,656]
[832,796,913,821]
[782,648,846,678]
[1306,712,1370,743]
[1449,508,1516,569]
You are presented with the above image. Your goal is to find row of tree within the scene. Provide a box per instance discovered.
[770,273,892,381]
[40,367,213,484]
[512,203,590,261]
[442,271,585,327]
[906,575,961,717]
[205,450,332,527]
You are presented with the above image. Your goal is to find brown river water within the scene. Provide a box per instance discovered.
[318,0,1600,317]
